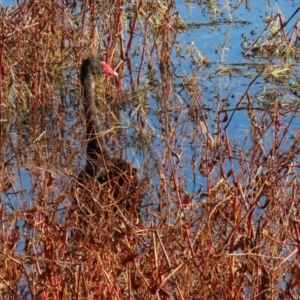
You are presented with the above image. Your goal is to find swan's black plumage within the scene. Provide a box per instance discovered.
[79,56,137,191]
[69,57,140,243]
[80,56,109,168]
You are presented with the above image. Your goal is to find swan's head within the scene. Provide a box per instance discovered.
[80,56,118,85]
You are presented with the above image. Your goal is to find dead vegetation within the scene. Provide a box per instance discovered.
[244,7,300,59]
[1,0,300,299]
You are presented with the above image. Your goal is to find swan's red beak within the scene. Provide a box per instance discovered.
[100,61,118,77]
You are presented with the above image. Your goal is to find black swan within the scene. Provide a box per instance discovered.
[77,56,138,207]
